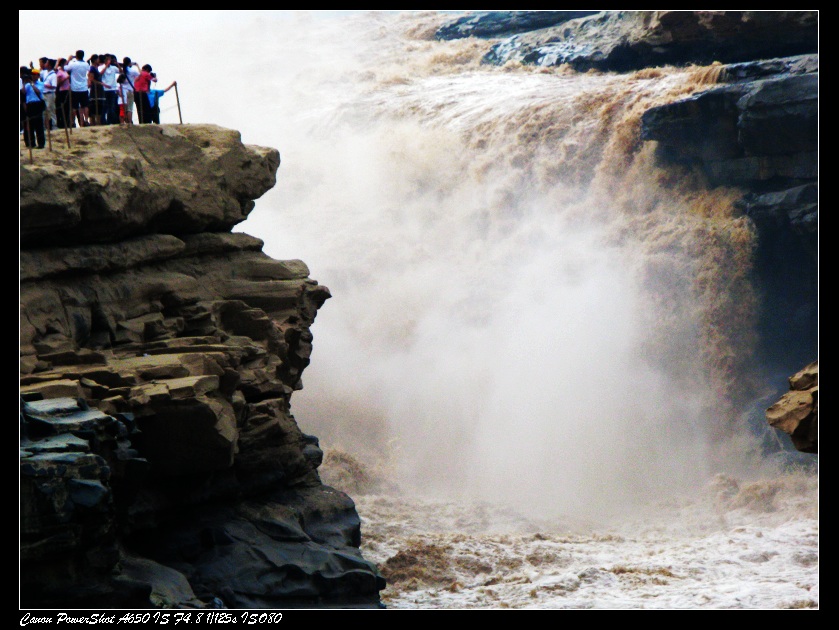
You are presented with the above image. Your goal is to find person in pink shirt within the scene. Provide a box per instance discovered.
[55,58,72,128]
[133,63,157,124]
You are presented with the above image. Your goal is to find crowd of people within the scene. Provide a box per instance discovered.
[20,50,177,149]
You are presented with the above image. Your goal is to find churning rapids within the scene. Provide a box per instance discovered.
[228,12,818,609]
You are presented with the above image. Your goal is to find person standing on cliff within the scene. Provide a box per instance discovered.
[40,59,58,130]
[147,79,177,124]
[133,64,157,124]
[66,50,90,127]
[55,58,72,128]
[121,57,139,125]
[99,54,119,125]
[21,69,46,149]
[87,54,105,126]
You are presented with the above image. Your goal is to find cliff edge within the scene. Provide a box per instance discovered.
[20,124,385,609]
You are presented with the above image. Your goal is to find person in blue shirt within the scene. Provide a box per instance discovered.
[147,79,177,124]
[21,69,46,149]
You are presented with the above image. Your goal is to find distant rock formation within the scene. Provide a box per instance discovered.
[20,124,385,609]
[435,11,598,41]
[480,11,818,72]
[766,361,818,453]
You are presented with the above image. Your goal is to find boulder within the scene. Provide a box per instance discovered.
[766,361,818,453]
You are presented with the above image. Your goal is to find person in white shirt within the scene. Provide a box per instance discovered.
[120,56,140,125]
[41,58,58,130]
[99,54,119,125]
[65,50,90,127]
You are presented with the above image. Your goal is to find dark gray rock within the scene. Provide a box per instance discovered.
[483,11,818,72]
[641,85,747,163]
[125,497,385,609]
[738,184,818,236]
[737,73,818,157]
[718,53,818,82]
[641,70,818,187]
[436,11,599,40]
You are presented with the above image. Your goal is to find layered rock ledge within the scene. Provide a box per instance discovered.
[20,124,385,609]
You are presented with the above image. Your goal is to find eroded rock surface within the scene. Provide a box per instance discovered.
[481,11,817,72]
[20,124,385,609]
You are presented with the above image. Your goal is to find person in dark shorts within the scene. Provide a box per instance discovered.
[66,50,90,127]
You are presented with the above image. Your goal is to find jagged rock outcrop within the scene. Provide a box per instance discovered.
[435,11,598,41]
[766,361,818,453]
[20,124,385,609]
[481,11,818,71]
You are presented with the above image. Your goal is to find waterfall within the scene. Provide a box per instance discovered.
[227,11,770,520]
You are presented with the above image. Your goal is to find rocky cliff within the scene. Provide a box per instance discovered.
[20,124,385,609]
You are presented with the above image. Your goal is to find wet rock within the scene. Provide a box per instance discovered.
[482,11,817,72]
[436,11,598,41]
[641,71,817,186]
